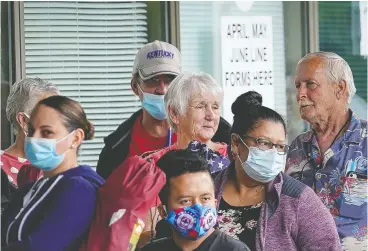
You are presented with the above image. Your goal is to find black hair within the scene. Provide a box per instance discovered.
[156,149,212,206]
[34,95,94,140]
[230,91,286,145]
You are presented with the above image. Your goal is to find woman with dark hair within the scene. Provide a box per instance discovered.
[215,91,341,251]
[2,95,104,251]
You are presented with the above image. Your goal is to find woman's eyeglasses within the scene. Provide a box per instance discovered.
[240,135,290,155]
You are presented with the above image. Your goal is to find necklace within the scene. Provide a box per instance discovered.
[312,113,351,155]
[236,184,264,206]
[330,114,351,148]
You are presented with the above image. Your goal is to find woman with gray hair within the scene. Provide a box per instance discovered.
[138,72,231,246]
[164,71,228,155]
[86,72,231,249]
[1,77,59,187]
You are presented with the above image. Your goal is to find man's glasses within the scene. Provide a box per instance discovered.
[239,135,290,155]
[144,75,176,85]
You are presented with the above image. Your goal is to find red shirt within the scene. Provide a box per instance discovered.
[215,143,228,157]
[128,115,177,158]
[0,150,30,186]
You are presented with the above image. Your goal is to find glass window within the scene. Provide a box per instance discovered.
[179,1,287,123]
[319,1,368,120]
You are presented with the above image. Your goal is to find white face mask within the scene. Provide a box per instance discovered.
[237,135,285,183]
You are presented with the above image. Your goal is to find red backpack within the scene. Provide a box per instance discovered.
[81,151,167,251]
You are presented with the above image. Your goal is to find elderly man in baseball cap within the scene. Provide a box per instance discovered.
[96,41,231,179]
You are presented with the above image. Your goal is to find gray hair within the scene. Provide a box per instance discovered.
[164,72,223,132]
[6,77,60,133]
[297,51,356,104]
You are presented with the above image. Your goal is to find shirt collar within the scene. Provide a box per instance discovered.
[300,109,363,145]
[344,111,363,144]
[264,172,283,218]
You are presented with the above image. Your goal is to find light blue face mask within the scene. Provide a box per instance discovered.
[237,135,285,183]
[24,132,74,171]
[137,84,167,120]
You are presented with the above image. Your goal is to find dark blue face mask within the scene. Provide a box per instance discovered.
[137,84,167,120]
[165,204,217,240]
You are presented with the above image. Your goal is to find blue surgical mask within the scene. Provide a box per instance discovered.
[137,84,167,120]
[166,204,217,240]
[237,136,285,183]
[24,132,74,171]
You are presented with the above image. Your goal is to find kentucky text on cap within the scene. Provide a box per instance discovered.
[132,40,182,80]
[147,50,174,59]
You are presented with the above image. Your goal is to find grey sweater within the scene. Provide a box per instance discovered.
[214,163,342,251]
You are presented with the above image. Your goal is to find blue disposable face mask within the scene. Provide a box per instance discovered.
[137,84,167,120]
[236,135,285,183]
[24,131,74,171]
[165,204,217,240]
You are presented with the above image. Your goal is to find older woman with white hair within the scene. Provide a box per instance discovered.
[82,72,231,250]
[1,78,59,187]
[165,72,229,155]
[135,72,232,246]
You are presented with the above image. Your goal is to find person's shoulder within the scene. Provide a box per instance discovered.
[0,150,29,168]
[214,231,250,250]
[213,117,231,145]
[105,154,157,184]
[358,118,367,137]
[116,108,142,131]
[104,109,143,147]
[359,118,367,126]
[286,131,312,162]
[0,150,11,162]
[352,111,367,126]
[140,238,174,251]
[55,166,104,193]
[291,130,313,144]
[141,144,177,163]
[280,172,307,199]
[219,116,231,127]
[53,176,97,196]
[290,177,325,209]
[349,115,367,151]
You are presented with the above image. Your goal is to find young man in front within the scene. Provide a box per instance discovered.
[141,150,249,251]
